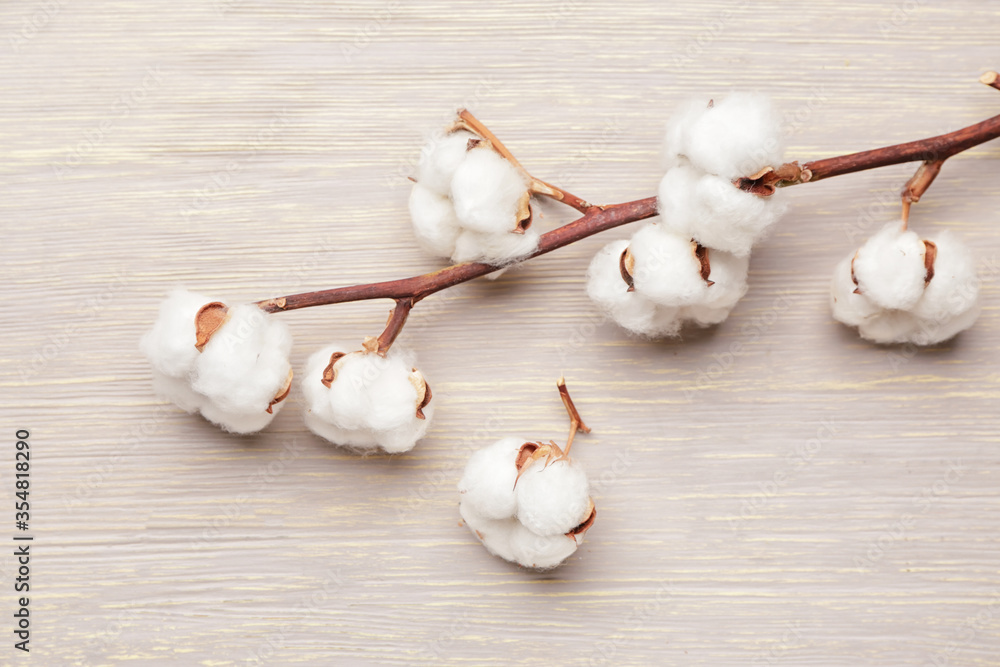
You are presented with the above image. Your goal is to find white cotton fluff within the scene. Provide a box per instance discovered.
[409,184,461,257]
[457,437,523,520]
[830,228,981,345]
[451,227,540,265]
[301,345,432,453]
[586,239,682,338]
[852,223,928,311]
[416,129,477,196]
[458,439,594,569]
[141,290,293,435]
[140,288,211,379]
[586,225,749,338]
[409,131,536,266]
[657,162,786,256]
[515,458,590,536]
[450,145,531,235]
[665,93,784,181]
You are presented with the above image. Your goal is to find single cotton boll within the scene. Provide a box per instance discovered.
[409,184,461,258]
[685,92,784,180]
[416,130,477,196]
[515,458,591,536]
[678,249,749,328]
[450,145,530,234]
[628,224,709,307]
[458,437,523,520]
[586,239,682,338]
[301,345,431,453]
[509,523,580,570]
[658,163,785,257]
[141,288,214,378]
[192,304,293,415]
[852,223,928,311]
[451,227,540,265]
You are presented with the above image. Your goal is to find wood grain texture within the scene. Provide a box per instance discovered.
[3,1,1000,665]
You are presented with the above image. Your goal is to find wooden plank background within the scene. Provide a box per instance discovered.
[3,1,1000,664]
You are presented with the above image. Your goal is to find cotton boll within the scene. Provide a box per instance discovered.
[509,523,579,570]
[628,224,709,307]
[658,164,785,256]
[515,458,590,536]
[301,344,431,453]
[141,288,214,378]
[586,239,683,337]
[685,92,784,180]
[458,437,523,520]
[416,130,477,196]
[450,145,530,234]
[852,223,928,311]
[192,304,293,415]
[684,247,750,326]
[451,227,540,265]
[409,184,461,258]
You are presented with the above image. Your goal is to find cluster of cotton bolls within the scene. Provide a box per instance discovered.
[588,93,787,337]
[300,342,433,453]
[140,289,294,434]
[458,438,596,569]
[141,291,434,448]
[831,222,980,344]
[408,128,539,265]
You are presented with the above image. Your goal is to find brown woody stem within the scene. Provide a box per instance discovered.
[981,71,1000,92]
[376,298,413,355]
[900,159,945,226]
[557,376,590,455]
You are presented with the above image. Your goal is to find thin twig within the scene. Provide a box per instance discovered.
[376,298,413,355]
[981,71,1000,92]
[900,159,945,226]
[557,376,590,455]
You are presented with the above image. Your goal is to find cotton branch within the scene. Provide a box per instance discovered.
[981,71,1000,92]
[257,74,1000,347]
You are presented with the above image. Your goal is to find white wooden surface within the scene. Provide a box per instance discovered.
[3,1,1000,665]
